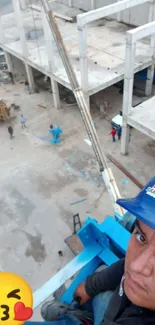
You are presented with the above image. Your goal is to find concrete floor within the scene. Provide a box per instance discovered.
[0,80,155,320]
[1,2,153,94]
[128,95,155,140]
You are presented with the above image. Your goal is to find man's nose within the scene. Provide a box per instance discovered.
[130,247,153,276]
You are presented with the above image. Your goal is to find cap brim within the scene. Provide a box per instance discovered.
[117,177,155,230]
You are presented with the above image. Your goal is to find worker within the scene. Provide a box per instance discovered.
[48,124,63,144]
[40,177,155,325]
[110,127,116,142]
[8,126,14,139]
[20,114,26,129]
[9,71,15,85]
[25,79,30,93]
[117,125,122,140]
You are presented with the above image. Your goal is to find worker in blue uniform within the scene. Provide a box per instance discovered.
[48,124,63,144]
[33,177,155,325]
[117,125,122,140]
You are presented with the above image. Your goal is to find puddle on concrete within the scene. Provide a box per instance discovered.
[20,229,46,263]
[145,140,155,158]
[74,188,89,197]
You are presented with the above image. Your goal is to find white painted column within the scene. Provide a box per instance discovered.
[20,0,27,10]
[25,63,35,93]
[4,51,13,72]
[68,0,73,7]
[42,7,60,109]
[51,78,61,110]
[117,0,122,22]
[78,26,90,110]
[42,7,56,73]
[121,36,136,155]
[145,65,154,96]
[91,0,95,10]
[12,0,28,57]
[0,18,4,45]
[145,0,155,96]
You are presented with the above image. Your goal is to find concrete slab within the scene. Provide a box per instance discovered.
[128,96,155,140]
[1,4,152,96]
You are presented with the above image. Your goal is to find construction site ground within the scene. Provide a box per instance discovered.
[0,81,155,320]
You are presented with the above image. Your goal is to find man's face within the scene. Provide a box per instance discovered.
[124,219,155,310]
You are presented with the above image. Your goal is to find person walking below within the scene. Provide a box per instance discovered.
[9,71,15,85]
[8,126,14,139]
[117,125,122,140]
[110,127,116,142]
[20,114,26,129]
[25,79,30,94]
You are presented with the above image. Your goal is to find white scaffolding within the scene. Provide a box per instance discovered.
[77,0,154,105]
[121,18,155,155]
[0,0,155,109]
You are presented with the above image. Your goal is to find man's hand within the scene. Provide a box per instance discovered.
[74,282,92,305]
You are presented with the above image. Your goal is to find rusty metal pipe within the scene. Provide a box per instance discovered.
[107,154,144,190]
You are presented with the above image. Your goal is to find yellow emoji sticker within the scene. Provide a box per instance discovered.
[0,272,33,325]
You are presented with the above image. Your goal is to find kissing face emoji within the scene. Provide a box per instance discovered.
[0,272,33,325]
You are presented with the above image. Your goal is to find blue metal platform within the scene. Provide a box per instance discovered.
[33,216,130,308]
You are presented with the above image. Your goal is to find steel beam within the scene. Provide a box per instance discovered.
[77,0,150,27]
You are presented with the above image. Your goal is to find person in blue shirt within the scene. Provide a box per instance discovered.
[20,114,26,129]
[117,125,122,140]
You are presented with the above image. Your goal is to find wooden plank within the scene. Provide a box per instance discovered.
[65,234,84,255]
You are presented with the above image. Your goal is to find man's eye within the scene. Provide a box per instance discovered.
[134,231,146,244]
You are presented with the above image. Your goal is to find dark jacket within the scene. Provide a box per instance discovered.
[85,259,155,325]
[8,126,13,134]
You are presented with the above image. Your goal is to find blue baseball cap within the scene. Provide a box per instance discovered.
[117,177,155,230]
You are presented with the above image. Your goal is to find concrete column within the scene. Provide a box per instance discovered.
[145,65,154,96]
[91,0,95,10]
[84,93,90,111]
[121,38,136,155]
[117,0,122,22]
[51,78,61,110]
[20,0,27,10]
[78,27,89,105]
[12,0,28,57]
[25,63,35,93]
[42,7,56,73]
[4,51,13,72]
[0,18,4,45]
[145,0,155,96]
[121,123,131,155]
[68,0,73,7]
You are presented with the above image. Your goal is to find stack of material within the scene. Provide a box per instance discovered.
[0,100,10,120]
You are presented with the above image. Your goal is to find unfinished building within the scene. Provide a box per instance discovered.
[121,20,155,155]
[0,0,155,110]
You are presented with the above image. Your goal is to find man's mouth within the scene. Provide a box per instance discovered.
[126,271,145,292]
